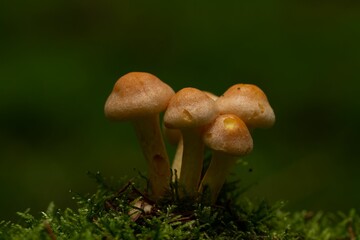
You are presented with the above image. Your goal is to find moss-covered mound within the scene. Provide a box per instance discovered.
[0,172,359,240]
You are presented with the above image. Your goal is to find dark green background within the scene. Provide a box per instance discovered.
[1,1,359,220]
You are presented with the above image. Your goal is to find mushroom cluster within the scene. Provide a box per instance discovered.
[104,72,275,204]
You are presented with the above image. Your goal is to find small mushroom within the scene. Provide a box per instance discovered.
[164,87,218,197]
[199,114,253,204]
[216,84,275,129]
[104,72,175,200]
[164,90,218,181]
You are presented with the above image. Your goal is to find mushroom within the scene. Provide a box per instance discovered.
[163,90,217,181]
[199,114,253,204]
[104,72,175,200]
[216,84,275,129]
[164,87,218,197]
[162,122,183,180]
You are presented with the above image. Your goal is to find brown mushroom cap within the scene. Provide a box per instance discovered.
[203,114,253,156]
[104,72,175,120]
[216,84,275,129]
[164,87,218,129]
[203,91,218,101]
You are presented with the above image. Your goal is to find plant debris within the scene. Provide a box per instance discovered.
[1,172,359,239]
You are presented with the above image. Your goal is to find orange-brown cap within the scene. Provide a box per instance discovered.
[164,87,218,129]
[203,91,218,101]
[203,114,253,156]
[104,72,175,120]
[216,84,275,129]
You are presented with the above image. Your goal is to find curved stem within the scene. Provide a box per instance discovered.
[179,129,204,197]
[198,151,237,204]
[133,115,170,200]
[171,137,183,181]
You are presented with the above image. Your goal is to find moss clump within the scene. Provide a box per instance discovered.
[0,172,359,240]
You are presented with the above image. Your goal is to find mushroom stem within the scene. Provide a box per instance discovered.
[132,115,170,200]
[198,151,237,204]
[179,129,204,197]
[171,137,183,180]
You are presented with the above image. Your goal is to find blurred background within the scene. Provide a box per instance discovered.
[1,0,359,220]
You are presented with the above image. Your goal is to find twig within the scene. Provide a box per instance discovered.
[169,216,194,224]
[116,180,134,196]
[304,211,314,221]
[44,221,56,240]
[130,185,155,205]
[105,200,116,210]
[348,221,356,240]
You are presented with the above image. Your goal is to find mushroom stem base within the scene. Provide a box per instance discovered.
[133,115,170,200]
[199,152,237,204]
[179,129,204,197]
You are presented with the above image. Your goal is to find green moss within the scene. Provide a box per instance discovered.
[0,172,359,240]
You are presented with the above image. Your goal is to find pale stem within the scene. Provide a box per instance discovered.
[179,128,204,197]
[198,151,237,204]
[171,137,183,181]
[132,115,171,200]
